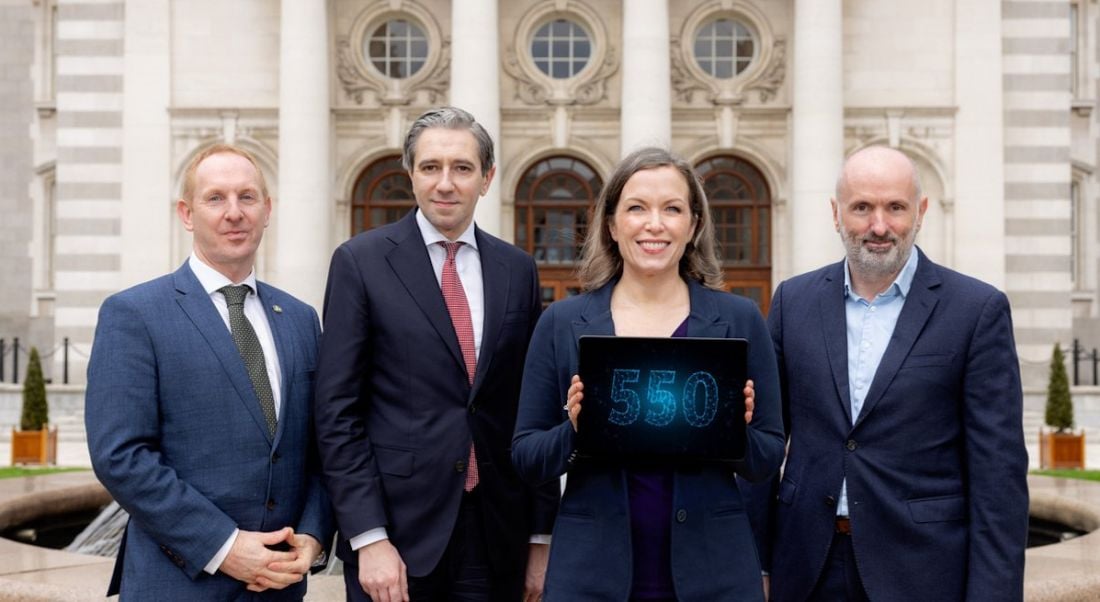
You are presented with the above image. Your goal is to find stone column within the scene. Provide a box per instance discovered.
[620,0,671,156]
[788,0,844,276]
[276,1,330,310]
[451,0,502,236]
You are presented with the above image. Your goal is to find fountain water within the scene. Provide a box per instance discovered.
[64,500,126,557]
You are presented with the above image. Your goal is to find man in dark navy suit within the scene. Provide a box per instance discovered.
[313,107,558,602]
[750,146,1028,601]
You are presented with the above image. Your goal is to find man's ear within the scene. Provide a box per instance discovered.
[481,165,497,196]
[176,199,195,232]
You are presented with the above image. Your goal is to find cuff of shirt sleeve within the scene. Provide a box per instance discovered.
[204,528,239,574]
[350,527,389,551]
[528,534,551,545]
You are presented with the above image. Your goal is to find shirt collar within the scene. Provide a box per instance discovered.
[843,247,919,301]
[188,253,258,296]
[415,209,479,250]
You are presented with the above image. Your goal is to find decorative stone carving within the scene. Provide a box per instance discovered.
[336,36,450,106]
[503,45,617,106]
[748,38,786,103]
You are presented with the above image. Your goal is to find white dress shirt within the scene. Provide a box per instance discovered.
[188,253,283,573]
[837,250,918,517]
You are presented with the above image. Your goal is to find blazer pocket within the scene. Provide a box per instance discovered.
[907,494,966,523]
[373,446,414,478]
[778,478,797,505]
[901,352,956,369]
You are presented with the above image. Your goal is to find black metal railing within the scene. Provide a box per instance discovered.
[0,337,73,385]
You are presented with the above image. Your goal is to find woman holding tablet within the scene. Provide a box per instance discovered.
[512,147,784,601]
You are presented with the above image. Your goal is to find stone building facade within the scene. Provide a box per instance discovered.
[0,0,1096,389]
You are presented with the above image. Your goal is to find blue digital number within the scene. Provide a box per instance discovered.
[681,371,719,428]
[645,370,677,426]
[608,368,641,426]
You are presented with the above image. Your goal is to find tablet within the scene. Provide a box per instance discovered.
[576,335,748,463]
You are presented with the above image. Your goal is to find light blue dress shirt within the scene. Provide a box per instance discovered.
[837,250,919,517]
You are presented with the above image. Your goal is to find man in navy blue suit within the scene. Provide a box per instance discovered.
[751,146,1028,601]
[313,107,558,602]
[86,144,333,600]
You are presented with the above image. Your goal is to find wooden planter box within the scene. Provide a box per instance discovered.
[1039,429,1086,470]
[10,426,58,465]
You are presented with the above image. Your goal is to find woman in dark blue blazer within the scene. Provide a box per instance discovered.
[512,147,785,601]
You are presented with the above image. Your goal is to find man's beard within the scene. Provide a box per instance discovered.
[840,227,915,280]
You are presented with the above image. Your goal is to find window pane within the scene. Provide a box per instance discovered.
[353,156,415,236]
[530,18,590,78]
[365,19,429,79]
[694,18,755,79]
[514,156,603,269]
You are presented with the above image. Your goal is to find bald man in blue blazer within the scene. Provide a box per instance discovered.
[747,146,1028,601]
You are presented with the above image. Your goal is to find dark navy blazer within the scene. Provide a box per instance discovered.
[512,279,785,601]
[313,211,559,578]
[86,263,333,601]
[748,248,1029,601]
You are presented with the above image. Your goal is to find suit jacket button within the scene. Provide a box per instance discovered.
[846,439,858,451]
[825,495,836,507]
[675,509,688,523]
[271,452,280,464]
[455,460,466,473]
[469,405,478,414]
[266,499,276,510]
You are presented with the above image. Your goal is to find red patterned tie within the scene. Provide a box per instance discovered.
[439,241,479,491]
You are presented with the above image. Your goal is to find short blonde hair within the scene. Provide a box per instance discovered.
[180,143,268,201]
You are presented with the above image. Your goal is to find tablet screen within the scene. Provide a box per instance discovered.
[576,335,748,463]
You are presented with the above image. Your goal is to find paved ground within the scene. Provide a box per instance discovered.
[0,411,1097,600]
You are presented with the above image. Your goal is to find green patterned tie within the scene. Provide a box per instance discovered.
[220,285,277,436]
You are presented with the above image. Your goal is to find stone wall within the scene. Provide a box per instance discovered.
[0,3,36,359]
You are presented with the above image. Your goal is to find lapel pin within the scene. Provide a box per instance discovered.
[272,305,282,314]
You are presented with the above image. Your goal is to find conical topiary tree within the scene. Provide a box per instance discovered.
[1045,342,1074,433]
[20,346,48,431]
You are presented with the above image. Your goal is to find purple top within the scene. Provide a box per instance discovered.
[626,317,688,601]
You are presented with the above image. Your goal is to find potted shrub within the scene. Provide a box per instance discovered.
[1039,342,1085,469]
[10,347,57,465]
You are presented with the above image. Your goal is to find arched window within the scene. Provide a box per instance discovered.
[695,155,772,310]
[514,156,603,305]
[351,155,414,236]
